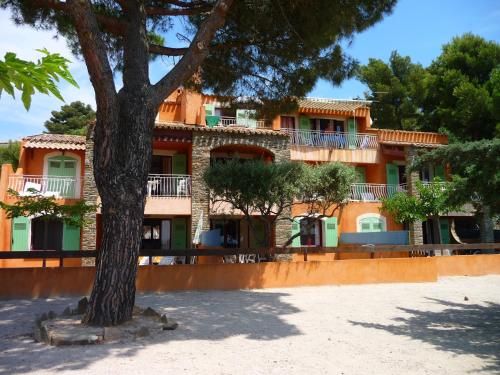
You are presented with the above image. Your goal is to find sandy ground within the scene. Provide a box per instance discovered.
[0,275,499,375]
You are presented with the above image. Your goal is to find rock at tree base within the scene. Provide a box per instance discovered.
[76,297,89,315]
[33,308,179,346]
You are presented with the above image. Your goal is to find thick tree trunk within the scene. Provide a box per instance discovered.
[478,205,495,245]
[83,94,156,326]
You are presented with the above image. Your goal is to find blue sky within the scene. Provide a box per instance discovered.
[0,0,499,140]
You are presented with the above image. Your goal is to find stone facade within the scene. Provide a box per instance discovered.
[405,146,424,245]
[190,129,291,251]
[81,127,99,266]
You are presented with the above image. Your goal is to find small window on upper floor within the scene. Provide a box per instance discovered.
[280,116,295,129]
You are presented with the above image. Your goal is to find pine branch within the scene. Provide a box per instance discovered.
[151,0,234,106]
[149,44,189,56]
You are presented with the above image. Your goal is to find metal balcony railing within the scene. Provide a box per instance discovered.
[217,116,269,128]
[281,129,378,149]
[8,175,81,199]
[349,183,407,202]
[147,174,191,197]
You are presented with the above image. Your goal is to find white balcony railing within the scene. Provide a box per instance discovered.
[217,116,269,129]
[147,174,191,197]
[349,183,407,202]
[282,129,378,149]
[8,175,81,199]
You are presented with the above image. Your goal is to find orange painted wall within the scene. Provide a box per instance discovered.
[0,257,436,299]
[1,255,499,299]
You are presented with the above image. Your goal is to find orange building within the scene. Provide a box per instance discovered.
[0,89,458,264]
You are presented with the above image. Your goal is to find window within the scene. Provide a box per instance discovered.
[357,215,386,233]
[211,219,240,248]
[150,155,172,174]
[32,217,63,250]
[142,219,162,249]
[300,218,319,246]
[280,116,295,129]
[333,120,345,132]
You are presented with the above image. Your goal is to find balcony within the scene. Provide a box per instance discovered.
[282,129,378,149]
[284,129,380,163]
[145,174,191,215]
[206,115,271,129]
[349,183,407,202]
[7,175,81,199]
[147,174,191,197]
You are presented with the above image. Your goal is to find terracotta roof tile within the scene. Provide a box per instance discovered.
[155,121,286,136]
[298,98,371,113]
[23,134,86,150]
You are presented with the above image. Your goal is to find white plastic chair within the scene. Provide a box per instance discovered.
[177,179,188,196]
[21,182,42,196]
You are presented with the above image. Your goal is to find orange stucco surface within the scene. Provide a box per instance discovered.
[1,255,499,299]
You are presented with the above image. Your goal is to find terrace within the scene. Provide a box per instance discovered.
[282,129,378,150]
[7,175,82,199]
[349,183,407,202]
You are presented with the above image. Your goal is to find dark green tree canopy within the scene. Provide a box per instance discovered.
[422,33,500,141]
[357,51,427,130]
[411,139,500,215]
[44,101,96,135]
[357,33,500,139]
[0,141,21,171]
[3,0,396,110]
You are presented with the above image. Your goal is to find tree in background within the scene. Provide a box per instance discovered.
[422,33,500,141]
[2,0,396,325]
[357,51,427,130]
[381,179,458,245]
[357,34,500,138]
[411,139,500,243]
[204,159,355,248]
[0,141,21,171]
[0,49,77,110]
[44,101,96,135]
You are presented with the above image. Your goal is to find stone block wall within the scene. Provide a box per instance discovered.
[81,127,99,266]
[191,130,291,250]
[405,146,424,245]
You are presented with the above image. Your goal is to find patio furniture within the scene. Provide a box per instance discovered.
[20,182,42,196]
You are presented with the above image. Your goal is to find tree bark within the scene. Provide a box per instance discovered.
[83,93,156,326]
[478,204,495,245]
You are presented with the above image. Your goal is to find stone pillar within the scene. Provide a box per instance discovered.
[81,126,99,266]
[405,146,423,246]
[190,133,211,244]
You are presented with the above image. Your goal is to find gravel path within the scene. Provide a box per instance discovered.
[1,275,499,375]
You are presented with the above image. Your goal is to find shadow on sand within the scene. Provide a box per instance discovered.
[349,298,500,373]
[0,290,301,374]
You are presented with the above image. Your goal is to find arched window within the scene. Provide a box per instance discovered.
[357,214,387,233]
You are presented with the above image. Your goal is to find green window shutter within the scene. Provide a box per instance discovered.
[299,116,311,131]
[386,163,399,186]
[434,165,445,181]
[439,218,450,244]
[359,217,384,233]
[47,156,77,197]
[291,218,301,247]
[172,217,187,249]
[347,118,357,149]
[172,154,187,175]
[236,109,257,128]
[62,221,81,251]
[355,166,366,183]
[321,217,338,247]
[204,104,215,116]
[12,216,30,251]
[250,219,266,248]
